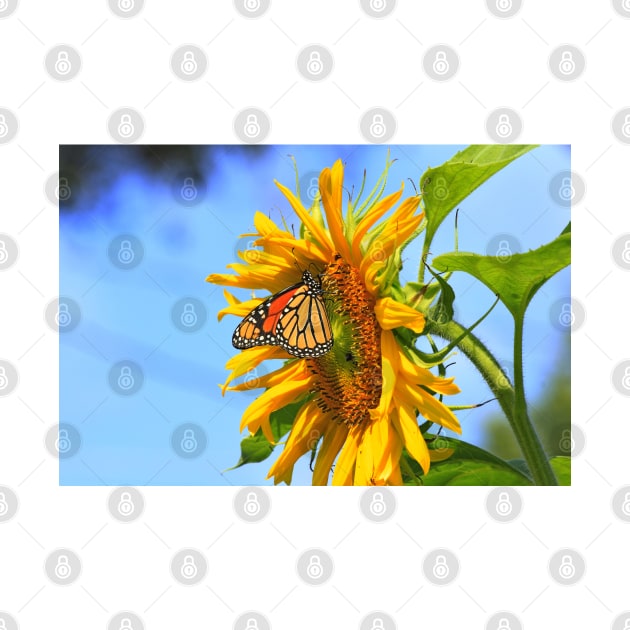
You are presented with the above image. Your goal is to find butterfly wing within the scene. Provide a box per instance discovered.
[232,273,333,358]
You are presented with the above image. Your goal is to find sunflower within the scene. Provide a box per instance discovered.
[207,158,461,485]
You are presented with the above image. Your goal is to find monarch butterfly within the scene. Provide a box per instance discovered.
[232,270,333,358]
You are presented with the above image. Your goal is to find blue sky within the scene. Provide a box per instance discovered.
[59,144,570,485]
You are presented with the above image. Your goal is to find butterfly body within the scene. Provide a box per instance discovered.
[232,270,333,358]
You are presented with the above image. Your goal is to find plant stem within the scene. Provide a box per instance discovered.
[512,316,558,485]
[429,317,557,485]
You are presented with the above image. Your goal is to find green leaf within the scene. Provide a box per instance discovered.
[432,232,571,319]
[421,145,537,249]
[269,399,304,441]
[402,435,534,485]
[550,456,570,486]
[231,431,274,469]
[401,280,440,311]
[507,459,532,478]
[424,267,455,326]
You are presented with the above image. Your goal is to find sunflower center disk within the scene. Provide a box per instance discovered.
[306,260,383,426]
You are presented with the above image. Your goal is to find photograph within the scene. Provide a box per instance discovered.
[59,144,570,486]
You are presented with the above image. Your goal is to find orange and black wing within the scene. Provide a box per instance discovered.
[232,271,333,358]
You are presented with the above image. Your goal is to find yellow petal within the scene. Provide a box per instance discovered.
[374,297,425,333]
[354,424,375,485]
[398,348,461,395]
[398,380,462,433]
[393,405,430,474]
[221,346,294,393]
[257,234,328,265]
[351,187,403,264]
[239,375,312,439]
[217,294,262,322]
[319,161,353,263]
[332,425,363,485]
[370,409,400,482]
[312,421,348,486]
[228,356,309,393]
[253,210,291,238]
[275,180,335,258]
[267,401,327,484]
